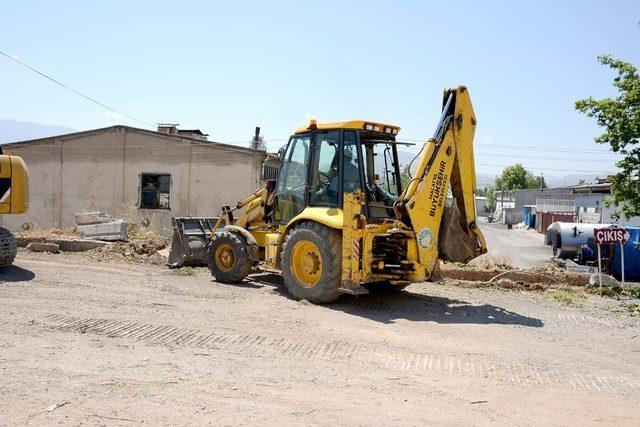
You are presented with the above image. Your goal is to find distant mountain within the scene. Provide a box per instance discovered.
[476,173,495,188]
[544,174,607,187]
[0,119,76,144]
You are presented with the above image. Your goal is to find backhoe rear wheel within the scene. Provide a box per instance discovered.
[280,222,341,304]
[207,231,252,283]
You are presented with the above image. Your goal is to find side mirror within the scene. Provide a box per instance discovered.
[277,146,286,162]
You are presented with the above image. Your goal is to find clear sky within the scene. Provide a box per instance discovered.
[1,0,639,177]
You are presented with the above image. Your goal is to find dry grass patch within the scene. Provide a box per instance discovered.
[545,287,588,307]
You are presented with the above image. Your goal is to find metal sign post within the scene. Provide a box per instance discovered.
[594,226,629,287]
[621,243,625,286]
[597,244,602,288]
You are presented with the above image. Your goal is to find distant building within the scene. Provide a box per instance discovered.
[156,123,209,140]
[1,125,276,235]
[571,181,640,226]
[475,196,488,217]
[492,178,640,233]
[494,187,572,225]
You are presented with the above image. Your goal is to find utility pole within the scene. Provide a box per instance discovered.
[252,127,261,150]
[500,182,504,223]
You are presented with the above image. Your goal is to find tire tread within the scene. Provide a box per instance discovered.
[280,222,341,303]
[207,231,252,283]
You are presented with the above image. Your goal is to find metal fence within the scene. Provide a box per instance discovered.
[536,197,575,213]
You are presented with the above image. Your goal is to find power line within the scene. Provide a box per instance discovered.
[0,49,154,128]
[475,162,614,174]
[396,139,617,155]
[475,143,617,155]
[474,152,620,163]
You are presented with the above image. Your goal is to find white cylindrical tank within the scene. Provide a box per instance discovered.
[545,222,612,259]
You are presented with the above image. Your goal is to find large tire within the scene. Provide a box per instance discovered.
[207,231,252,283]
[0,228,17,268]
[280,222,341,303]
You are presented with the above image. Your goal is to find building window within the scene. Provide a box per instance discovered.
[140,173,171,209]
[261,164,279,181]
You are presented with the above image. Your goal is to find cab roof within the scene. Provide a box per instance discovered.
[294,120,401,135]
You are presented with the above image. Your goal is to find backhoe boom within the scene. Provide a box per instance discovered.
[395,86,486,269]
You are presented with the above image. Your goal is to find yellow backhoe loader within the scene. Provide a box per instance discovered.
[0,147,29,267]
[168,86,487,303]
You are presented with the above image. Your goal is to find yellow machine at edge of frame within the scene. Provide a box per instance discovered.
[168,86,487,303]
[0,146,29,267]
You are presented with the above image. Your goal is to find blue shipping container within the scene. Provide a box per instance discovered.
[611,227,640,281]
[523,207,536,228]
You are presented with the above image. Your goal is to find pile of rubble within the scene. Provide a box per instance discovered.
[16,228,107,254]
[17,212,169,265]
[87,223,169,265]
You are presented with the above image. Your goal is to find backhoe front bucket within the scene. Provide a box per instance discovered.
[167,217,218,267]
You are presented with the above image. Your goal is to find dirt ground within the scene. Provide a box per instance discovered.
[1,251,640,426]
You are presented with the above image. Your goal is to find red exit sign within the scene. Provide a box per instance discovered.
[594,227,629,245]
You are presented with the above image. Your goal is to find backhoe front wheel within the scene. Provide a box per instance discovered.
[0,228,17,268]
[281,222,341,304]
[207,231,252,283]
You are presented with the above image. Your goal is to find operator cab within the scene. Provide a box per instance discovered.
[275,120,411,223]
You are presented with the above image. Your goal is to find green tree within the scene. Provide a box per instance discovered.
[494,163,541,190]
[485,184,497,211]
[400,164,412,190]
[576,54,640,219]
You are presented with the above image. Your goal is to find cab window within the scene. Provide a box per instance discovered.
[362,141,400,217]
[275,135,310,222]
[308,131,340,207]
[342,131,362,196]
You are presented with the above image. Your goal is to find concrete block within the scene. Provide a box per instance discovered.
[589,273,620,287]
[77,220,128,241]
[27,242,60,253]
[74,211,114,226]
[48,239,108,252]
[15,237,45,248]
[565,259,598,275]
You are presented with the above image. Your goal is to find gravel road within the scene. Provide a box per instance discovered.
[478,220,553,269]
[1,252,639,425]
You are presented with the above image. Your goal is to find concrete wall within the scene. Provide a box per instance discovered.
[2,127,266,235]
[599,196,640,227]
[568,193,640,227]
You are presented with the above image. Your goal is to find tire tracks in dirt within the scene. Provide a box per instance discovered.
[40,313,640,395]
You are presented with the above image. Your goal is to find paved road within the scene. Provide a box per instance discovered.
[477,220,553,269]
[1,252,639,425]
